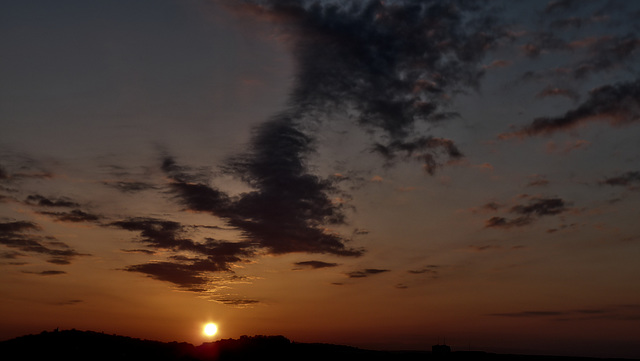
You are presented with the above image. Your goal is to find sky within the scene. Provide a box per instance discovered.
[1,0,640,358]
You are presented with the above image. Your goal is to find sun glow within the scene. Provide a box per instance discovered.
[203,323,218,337]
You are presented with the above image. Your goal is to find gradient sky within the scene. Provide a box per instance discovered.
[2,0,640,358]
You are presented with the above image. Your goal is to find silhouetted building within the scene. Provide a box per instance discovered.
[432,343,451,356]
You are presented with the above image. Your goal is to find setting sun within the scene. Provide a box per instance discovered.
[203,323,218,337]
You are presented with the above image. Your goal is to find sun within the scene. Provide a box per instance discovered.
[203,323,218,337]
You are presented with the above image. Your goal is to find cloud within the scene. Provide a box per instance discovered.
[599,171,640,189]
[120,248,156,255]
[51,299,83,306]
[124,262,213,291]
[24,195,80,208]
[521,32,568,58]
[22,270,67,276]
[544,0,580,14]
[112,217,257,290]
[527,175,550,187]
[37,210,101,223]
[346,268,389,278]
[230,0,508,172]
[535,86,580,101]
[545,139,591,154]
[500,78,640,138]
[293,260,339,269]
[164,152,363,257]
[213,298,260,307]
[408,265,440,277]
[483,59,511,70]
[489,305,640,321]
[372,137,463,175]
[101,181,158,193]
[484,196,569,229]
[0,221,87,264]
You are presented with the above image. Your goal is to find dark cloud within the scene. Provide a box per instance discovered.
[490,306,640,321]
[22,270,67,276]
[544,0,580,14]
[346,268,389,278]
[24,194,80,208]
[485,197,568,229]
[231,0,507,171]
[599,171,640,189]
[490,310,565,317]
[0,221,87,264]
[372,137,463,175]
[37,209,101,223]
[120,248,157,255]
[0,166,9,180]
[164,151,363,257]
[1,250,24,259]
[293,260,339,269]
[521,32,568,58]
[571,34,640,80]
[408,265,439,277]
[527,175,550,187]
[51,299,83,306]
[213,298,260,307]
[102,181,157,193]
[535,86,580,101]
[124,261,212,290]
[501,78,640,138]
[155,0,510,279]
[112,217,257,290]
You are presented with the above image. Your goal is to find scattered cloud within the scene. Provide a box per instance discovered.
[51,299,83,306]
[599,171,640,189]
[101,181,158,193]
[0,221,88,264]
[37,210,101,223]
[483,59,511,70]
[501,78,640,138]
[346,268,389,278]
[164,154,363,257]
[484,196,569,229]
[230,0,508,173]
[293,260,339,270]
[535,86,580,101]
[112,217,257,290]
[22,270,67,276]
[24,195,80,208]
[489,305,640,321]
[213,298,260,307]
[545,139,591,154]
[407,265,440,277]
[527,175,550,187]
[120,248,156,255]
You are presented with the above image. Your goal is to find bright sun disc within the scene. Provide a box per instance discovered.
[203,323,218,336]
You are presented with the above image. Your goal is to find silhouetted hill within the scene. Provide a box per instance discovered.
[0,329,636,361]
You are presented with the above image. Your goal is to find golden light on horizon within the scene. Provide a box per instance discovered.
[203,323,218,337]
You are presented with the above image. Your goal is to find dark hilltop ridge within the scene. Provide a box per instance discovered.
[0,329,636,361]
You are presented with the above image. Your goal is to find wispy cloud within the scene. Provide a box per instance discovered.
[501,78,640,138]
[599,171,640,190]
[346,268,389,278]
[0,221,88,264]
[293,260,339,270]
[489,304,640,321]
[484,196,569,229]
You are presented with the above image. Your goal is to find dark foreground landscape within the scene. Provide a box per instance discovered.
[0,330,636,361]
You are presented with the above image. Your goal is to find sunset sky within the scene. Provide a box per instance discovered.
[1,0,640,358]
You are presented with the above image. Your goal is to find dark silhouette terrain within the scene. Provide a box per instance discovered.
[0,329,635,361]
